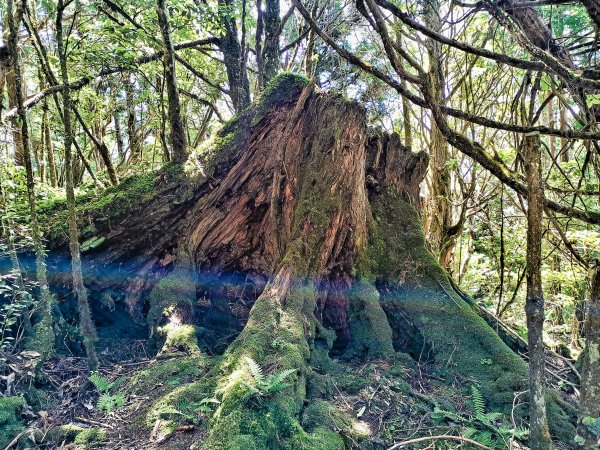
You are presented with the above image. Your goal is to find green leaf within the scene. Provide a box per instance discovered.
[582,416,600,436]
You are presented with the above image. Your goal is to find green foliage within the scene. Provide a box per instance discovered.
[254,73,309,119]
[0,274,34,352]
[73,428,107,447]
[582,416,600,436]
[432,386,528,450]
[129,356,206,395]
[0,396,25,448]
[88,373,126,413]
[241,357,298,400]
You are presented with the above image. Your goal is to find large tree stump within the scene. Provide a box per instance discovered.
[36,74,576,447]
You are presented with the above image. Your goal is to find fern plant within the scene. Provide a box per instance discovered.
[0,274,34,352]
[432,385,528,450]
[89,372,126,413]
[171,397,221,424]
[242,357,297,400]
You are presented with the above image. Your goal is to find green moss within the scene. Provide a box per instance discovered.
[147,254,197,335]
[189,73,308,182]
[145,377,214,436]
[359,190,529,412]
[254,73,309,122]
[26,314,55,361]
[546,390,577,442]
[344,282,394,359]
[33,165,185,245]
[27,424,86,446]
[335,371,371,395]
[357,189,576,441]
[74,428,107,447]
[201,278,318,449]
[306,371,333,399]
[0,396,24,448]
[129,356,206,395]
[159,324,201,355]
[301,400,349,432]
[303,428,345,450]
[301,400,372,447]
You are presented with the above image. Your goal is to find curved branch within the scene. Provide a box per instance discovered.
[420,76,600,225]
[298,0,600,140]
[375,0,600,89]
[294,0,600,225]
[2,37,220,120]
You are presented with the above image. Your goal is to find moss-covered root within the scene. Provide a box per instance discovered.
[26,425,105,449]
[0,396,24,448]
[344,282,395,359]
[202,269,341,450]
[147,248,197,340]
[362,190,576,442]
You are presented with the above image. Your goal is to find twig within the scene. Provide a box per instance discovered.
[387,434,494,450]
[75,417,114,429]
[3,430,27,450]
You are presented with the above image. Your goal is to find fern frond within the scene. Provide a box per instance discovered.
[474,430,494,447]
[484,412,503,422]
[432,407,465,424]
[463,427,478,438]
[97,394,114,412]
[89,372,111,393]
[470,385,486,417]
[264,368,297,390]
[244,357,264,384]
[97,393,125,413]
[241,381,261,399]
[113,392,126,408]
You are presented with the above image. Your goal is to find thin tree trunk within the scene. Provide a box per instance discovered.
[524,133,552,450]
[255,0,265,89]
[6,0,54,364]
[424,0,453,269]
[2,10,25,167]
[114,110,126,164]
[158,75,170,161]
[547,94,555,160]
[6,65,25,166]
[578,264,600,449]
[43,100,58,188]
[56,0,99,371]
[218,0,251,112]
[156,0,188,163]
[304,4,317,78]
[560,103,569,162]
[125,77,139,160]
[73,107,118,184]
[263,0,281,84]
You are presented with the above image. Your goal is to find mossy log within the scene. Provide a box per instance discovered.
[35,74,575,447]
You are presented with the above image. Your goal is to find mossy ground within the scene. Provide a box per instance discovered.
[0,396,24,448]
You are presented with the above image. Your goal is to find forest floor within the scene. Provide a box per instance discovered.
[2,335,569,450]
